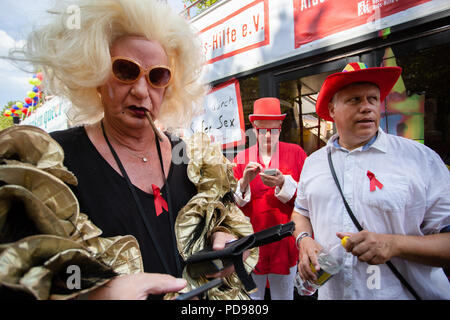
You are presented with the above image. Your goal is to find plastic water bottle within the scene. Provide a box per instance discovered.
[295,236,348,296]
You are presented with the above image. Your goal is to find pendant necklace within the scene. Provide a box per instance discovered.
[122,148,149,163]
[103,124,150,162]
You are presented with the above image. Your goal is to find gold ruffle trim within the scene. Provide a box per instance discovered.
[166,133,258,300]
[0,125,143,300]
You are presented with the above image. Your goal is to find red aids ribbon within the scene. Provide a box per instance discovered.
[152,184,168,216]
[367,171,383,192]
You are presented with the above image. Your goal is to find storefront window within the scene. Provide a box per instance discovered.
[278,70,337,155]
[379,42,450,165]
[239,76,259,132]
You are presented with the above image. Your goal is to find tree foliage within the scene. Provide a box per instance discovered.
[183,0,219,10]
[0,101,16,131]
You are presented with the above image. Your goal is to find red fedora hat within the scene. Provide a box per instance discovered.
[316,62,402,122]
[249,97,286,122]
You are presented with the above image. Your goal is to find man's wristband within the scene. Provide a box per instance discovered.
[295,232,312,249]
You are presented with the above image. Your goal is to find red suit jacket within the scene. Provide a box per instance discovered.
[233,142,307,275]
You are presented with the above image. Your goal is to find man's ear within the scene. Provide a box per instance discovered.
[328,101,335,119]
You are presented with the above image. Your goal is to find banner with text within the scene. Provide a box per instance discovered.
[186,79,245,149]
[199,0,270,64]
[21,96,71,132]
[294,0,431,48]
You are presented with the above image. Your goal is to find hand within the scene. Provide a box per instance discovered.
[240,162,263,190]
[259,169,285,188]
[88,273,187,300]
[206,231,250,279]
[337,230,395,265]
[297,237,323,283]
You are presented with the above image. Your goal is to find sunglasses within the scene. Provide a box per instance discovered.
[255,127,281,135]
[111,56,172,88]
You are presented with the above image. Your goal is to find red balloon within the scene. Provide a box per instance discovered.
[25,97,32,104]
[36,72,43,81]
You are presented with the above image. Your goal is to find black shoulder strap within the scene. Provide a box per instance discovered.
[155,134,182,276]
[327,149,364,232]
[101,121,181,276]
[327,148,421,300]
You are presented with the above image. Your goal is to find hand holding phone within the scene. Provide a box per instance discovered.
[263,169,277,176]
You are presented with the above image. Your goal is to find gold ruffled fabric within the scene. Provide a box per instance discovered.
[167,133,258,300]
[0,125,143,300]
[0,125,77,185]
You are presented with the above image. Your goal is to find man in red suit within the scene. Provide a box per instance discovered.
[233,97,307,300]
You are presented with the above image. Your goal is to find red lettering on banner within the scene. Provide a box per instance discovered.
[213,34,219,50]
[242,24,248,37]
[212,27,238,50]
[301,0,325,11]
[253,13,260,31]
[199,0,270,64]
[293,0,432,48]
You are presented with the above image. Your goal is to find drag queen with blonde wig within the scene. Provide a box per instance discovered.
[23,0,204,128]
[3,0,257,300]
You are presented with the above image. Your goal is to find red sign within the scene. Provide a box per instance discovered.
[294,0,431,49]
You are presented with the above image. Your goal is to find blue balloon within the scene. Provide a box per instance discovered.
[33,96,39,101]
[33,86,39,93]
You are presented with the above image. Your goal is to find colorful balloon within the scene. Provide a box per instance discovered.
[27,91,36,98]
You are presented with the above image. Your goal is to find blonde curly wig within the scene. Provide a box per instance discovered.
[17,0,207,130]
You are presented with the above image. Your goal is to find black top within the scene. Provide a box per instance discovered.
[51,126,197,278]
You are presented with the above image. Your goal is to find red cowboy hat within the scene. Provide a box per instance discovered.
[316,62,402,122]
[249,97,286,122]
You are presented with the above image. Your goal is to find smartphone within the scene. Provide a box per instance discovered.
[263,169,277,176]
[175,278,223,300]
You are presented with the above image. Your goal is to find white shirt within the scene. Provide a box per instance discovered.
[294,129,450,300]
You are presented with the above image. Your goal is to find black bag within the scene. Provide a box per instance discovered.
[185,222,295,291]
